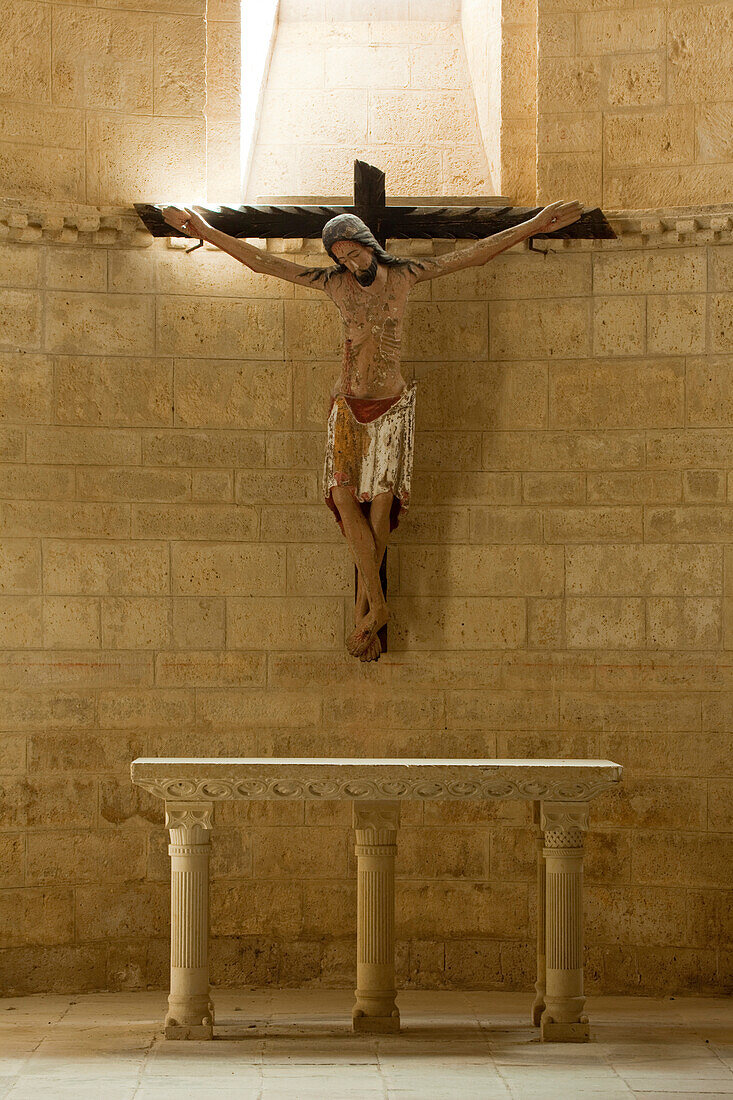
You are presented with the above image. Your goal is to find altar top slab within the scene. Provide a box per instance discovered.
[131,758,622,803]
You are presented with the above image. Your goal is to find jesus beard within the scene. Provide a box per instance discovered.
[354,256,379,286]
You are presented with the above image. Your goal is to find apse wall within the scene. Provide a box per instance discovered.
[2,0,733,998]
[1,221,732,995]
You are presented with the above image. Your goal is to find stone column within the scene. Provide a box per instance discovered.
[164,801,215,1040]
[531,800,546,1026]
[540,801,590,1042]
[352,800,400,1033]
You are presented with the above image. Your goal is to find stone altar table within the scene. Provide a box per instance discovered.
[130,757,622,1043]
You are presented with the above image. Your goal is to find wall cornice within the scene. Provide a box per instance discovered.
[2,199,733,250]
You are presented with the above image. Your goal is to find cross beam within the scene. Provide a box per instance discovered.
[134,159,617,246]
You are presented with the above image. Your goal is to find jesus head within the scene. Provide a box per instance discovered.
[321,213,404,286]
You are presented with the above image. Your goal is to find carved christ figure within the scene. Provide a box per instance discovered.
[161,199,583,662]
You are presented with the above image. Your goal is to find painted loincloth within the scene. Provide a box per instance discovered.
[323,381,416,535]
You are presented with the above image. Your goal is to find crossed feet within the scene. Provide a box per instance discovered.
[346,605,389,662]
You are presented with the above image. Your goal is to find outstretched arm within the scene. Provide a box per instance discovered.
[411,200,584,282]
[160,205,332,290]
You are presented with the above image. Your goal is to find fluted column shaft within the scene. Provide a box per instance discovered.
[164,801,214,1040]
[532,800,546,1026]
[352,800,400,1033]
[540,801,590,1043]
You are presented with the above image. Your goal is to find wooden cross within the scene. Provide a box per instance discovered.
[134,158,616,247]
[135,161,616,657]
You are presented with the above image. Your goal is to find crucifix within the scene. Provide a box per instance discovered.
[135,161,616,663]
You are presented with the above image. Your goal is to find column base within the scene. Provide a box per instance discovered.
[164,996,214,1041]
[164,1021,214,1040]
[531,994,545,1027]
[352,1008,400,1034]
[540,1013,590,1043]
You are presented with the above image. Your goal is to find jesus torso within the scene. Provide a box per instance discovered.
[325,262,417,400]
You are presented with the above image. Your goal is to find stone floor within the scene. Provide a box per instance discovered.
[0,988,731,1099]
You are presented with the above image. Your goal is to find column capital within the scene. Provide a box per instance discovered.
[353,799,400,833]
[165,801,214,834]
[541,801,589,848]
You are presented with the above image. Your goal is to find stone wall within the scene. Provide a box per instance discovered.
[537,0,733,209]
[248,13,489,200]
[0,212,731,995]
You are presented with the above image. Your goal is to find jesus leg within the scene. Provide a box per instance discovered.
[331,486,389,658]
[353,492,393,662]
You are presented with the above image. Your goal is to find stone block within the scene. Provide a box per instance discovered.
[549,358,684,427]
[592,249,706,295]
[171,543,285,595]
[538,113,601,154]
[587,471,681,504]
[646,506,733,542]
[0,595,42,647]
[490,298,590,360]
[0,243,40,289]
[133,502,258,540]
[369,89,480,145]
[75,883,169,940]
[528,597,565,648]
[567,543,722,596]
[26,832,146,886]
[469,507,542,543]
[419,472,521,506]
[108,250,154,294]
[397,827,489,879]
[76,467,190,503]
[538,58,601,113]
[647,294,706,355]
[143,428,265,468]
[0,353,52,423]
[538,13,575,57]
[175,360,291,428]
[0,290,42,351]
[397,545,564,597]
[196,689,321,729]
[155,651,265,688]
[413,361,547,429]
[404,303,488,361]
[484,429,645,471]
[577,9,664,53]
[388,596,526,650]
[168,598,226,649]
[446,690,558,730]
[592,296,645,356]
[153,13,206,114]
[647,597,721,648]
[46,293,154,355]
[0,0,51,104]
[54,356,172,425]
[101,596,170,649]
[43,540,169,595]
[667,4,733,104]
[86,114,205,206]
[397,881,527,938]
[560,692,700,732]
[227,596,343,650]
[544,506,643,542]
[565,597,645,648]
[157,296,283,359]
[211,882,302,938]
[1,144,84,203]
[52,7,153,110]
[604,106,694,169]
[253,827,348,878]
[687,356,733,425]
[98,688,194,730]
[606,53,664,107]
